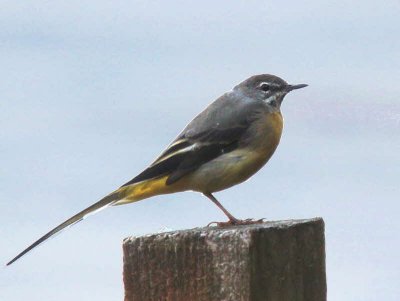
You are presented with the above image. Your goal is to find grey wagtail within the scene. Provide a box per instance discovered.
[7,74,307,265]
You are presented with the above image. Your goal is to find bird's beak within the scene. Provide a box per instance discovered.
[286,84,308,92]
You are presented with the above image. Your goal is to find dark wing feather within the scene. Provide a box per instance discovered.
[122,150,186,185]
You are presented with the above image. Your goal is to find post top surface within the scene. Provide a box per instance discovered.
[123,217,324,244]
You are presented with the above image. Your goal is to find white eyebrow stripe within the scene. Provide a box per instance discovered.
[259,82,280,88]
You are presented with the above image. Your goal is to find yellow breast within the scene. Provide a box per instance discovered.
[266,111,283,146]
[251,111,283,154]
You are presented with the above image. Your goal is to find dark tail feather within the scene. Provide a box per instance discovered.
[6,191,121,266]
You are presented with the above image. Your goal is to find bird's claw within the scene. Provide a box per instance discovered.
[207,218,265,227]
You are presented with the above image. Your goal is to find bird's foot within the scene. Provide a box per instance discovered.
[207,218,265,227]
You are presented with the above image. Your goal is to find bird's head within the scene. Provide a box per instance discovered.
[234,74,307,109]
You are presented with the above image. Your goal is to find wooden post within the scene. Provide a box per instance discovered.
[123,218,326,301]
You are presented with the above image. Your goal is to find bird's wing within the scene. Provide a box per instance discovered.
[122,93,265,187]
[123,126,248,187]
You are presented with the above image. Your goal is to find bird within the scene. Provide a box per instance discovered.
[7,74,307,265]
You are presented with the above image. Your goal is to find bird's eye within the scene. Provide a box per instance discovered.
[259,83,270,92]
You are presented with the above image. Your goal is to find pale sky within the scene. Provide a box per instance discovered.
[1,1,400,300]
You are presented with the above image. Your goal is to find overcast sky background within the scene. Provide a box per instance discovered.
[1,1,399,300]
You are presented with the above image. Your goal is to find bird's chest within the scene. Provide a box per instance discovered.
[185,112,284,193]
[232,112,281,179]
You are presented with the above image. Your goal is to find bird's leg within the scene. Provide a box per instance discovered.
[204,192,240,223]
[203,193,264,227]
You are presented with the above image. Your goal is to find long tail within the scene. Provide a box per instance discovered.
[6,189,123,266]
[6,175,178,266]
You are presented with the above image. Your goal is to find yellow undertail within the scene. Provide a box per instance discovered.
[113,175,189,205]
